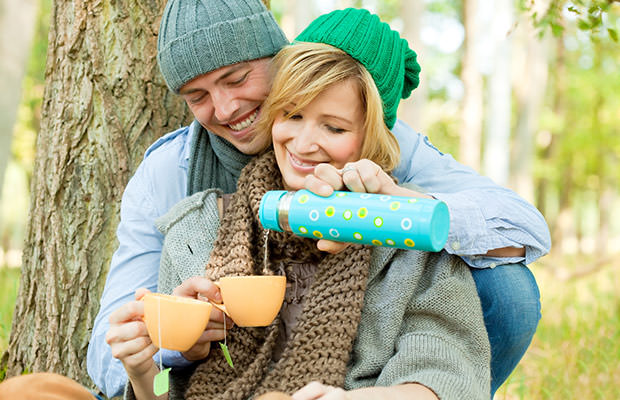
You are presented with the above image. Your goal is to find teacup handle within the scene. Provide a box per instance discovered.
[209,281,230,317]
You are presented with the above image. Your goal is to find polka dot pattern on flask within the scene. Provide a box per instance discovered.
[290,191,438,251]
[401,218,412,230]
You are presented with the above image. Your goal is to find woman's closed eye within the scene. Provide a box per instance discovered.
[283,110,303,120]
[325,124,346,133]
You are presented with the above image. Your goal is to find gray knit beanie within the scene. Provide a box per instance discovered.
[157,0,289,93]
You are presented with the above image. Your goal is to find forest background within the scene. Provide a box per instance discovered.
[0,0,618,399]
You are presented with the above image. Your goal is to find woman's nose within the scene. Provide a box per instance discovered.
[293,124,320,153]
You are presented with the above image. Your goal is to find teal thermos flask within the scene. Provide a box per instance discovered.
[259,189,450,252]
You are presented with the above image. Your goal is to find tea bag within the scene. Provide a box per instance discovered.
[220,322,234,368]
[153,296,171,396]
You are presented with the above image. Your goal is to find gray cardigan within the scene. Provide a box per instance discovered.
[126,190,491,400]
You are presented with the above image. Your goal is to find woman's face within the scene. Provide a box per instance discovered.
[272,80,365,190]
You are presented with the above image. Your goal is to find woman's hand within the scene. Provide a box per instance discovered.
[172,276,234,361]
[292,381,350,400]
[304,159,432,254]
[106,288,158,378]
[292,381,439,400]
[305,159,431,198]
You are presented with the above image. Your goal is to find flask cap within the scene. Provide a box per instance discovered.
[259,190,287,232]
[429,201,450,251]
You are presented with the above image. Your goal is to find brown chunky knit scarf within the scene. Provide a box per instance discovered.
[184,151,372,400]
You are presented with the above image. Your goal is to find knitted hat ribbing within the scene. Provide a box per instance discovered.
[295,8,421,129]
[157,0,289,93]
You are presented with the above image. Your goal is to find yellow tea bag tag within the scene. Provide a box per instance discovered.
[153,367,171,396]
[219,342,235,368]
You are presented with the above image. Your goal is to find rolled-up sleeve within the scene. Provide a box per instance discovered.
[391,120,551,268]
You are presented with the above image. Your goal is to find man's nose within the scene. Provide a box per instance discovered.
[293,124,320,153]
[211,88,240,122]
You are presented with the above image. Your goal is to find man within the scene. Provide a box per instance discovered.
[87,0,550,398]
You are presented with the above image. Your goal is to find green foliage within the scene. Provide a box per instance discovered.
[524,0,620,41]
[533,4,619,229]
[0,267,21,359]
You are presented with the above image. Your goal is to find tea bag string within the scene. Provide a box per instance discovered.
[263,229,270,273]
[157,296,163,370]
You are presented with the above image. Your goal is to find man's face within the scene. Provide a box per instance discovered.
[179,58,272,155]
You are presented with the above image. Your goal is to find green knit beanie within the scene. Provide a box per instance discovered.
[157,0,289,93]
[295,8,421,129]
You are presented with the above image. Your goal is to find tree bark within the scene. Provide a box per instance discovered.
[2,0,190,388]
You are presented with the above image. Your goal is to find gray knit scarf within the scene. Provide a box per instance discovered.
[186,123,254,196]
[184,151,372,400]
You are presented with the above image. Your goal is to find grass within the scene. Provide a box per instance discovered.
[0,267,20,357]
[498,255,620,399]
[0,256,618,396]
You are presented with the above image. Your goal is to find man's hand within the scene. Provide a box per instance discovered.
[172,276,234,361]
[106,288,158,377]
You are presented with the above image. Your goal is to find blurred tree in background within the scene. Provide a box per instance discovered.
[0,0,618,395]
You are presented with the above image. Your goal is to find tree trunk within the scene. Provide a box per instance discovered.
[398,0,428,134]
[0,0,38,196]
[458,0,483,171]
[2,0,190,387]
[536,33,566,237]
[511,17,549,203]
[482,0,514,186]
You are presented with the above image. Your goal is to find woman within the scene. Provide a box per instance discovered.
[122,8,490,400]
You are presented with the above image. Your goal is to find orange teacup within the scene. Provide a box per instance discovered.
[211,275,286,327]
[143,293,212,351]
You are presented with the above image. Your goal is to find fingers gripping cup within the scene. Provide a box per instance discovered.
[211,276,286,327]
[143,293,213,352]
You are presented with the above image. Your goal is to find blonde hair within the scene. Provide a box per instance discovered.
[256,42,400,171]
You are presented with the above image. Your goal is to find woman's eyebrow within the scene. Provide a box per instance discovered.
[322,114,353,124]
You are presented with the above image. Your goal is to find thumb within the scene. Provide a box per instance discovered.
[173,276,222,302]
[134,287,151,301]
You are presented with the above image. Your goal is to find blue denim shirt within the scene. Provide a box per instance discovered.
[87,119,550,397]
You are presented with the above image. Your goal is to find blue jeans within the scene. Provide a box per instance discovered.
[470,263,541,398]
